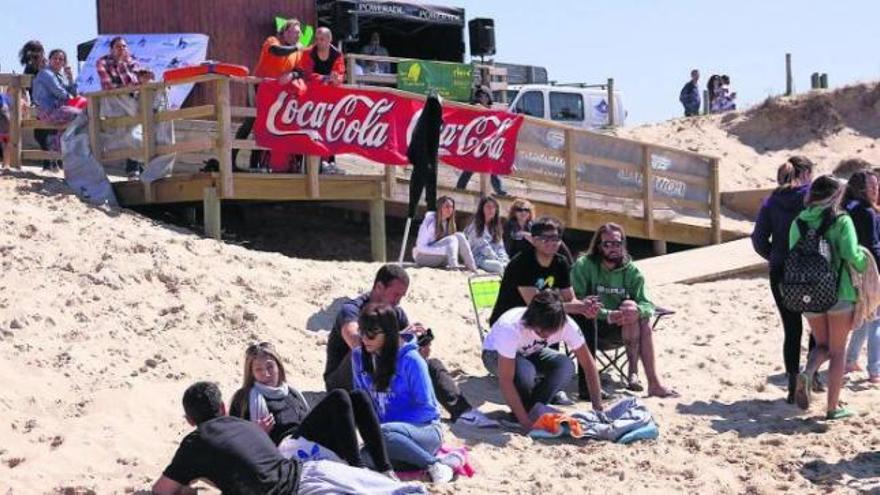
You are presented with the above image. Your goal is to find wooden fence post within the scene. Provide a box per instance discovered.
[8,77,22,169]
[370,198,387,262]
[87,95,102,161]
[384,166,395,198]
[702,89,709,115]
[203,187,221,240]
[710,158,722,244]
[139,86,156,199]
[306,155,320,198]
[785,53,793,96]
[606,78,616,127]
[215,77,234,198]
[564,128,577,228]
[642,145,655,240]
[479,173,490,197]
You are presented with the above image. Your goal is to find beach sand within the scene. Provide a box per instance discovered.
[1,166,878,494]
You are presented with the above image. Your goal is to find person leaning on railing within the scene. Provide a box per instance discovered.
[231,18,306,172]
[300,27,346,175]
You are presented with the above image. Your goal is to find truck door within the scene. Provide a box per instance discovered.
[512,90,545,118]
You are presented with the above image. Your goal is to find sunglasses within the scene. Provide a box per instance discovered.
[359,327,385,340]
[246,341,274,355]
[514,207,531,213]
[601,240,623,248]
[535,234,562,243]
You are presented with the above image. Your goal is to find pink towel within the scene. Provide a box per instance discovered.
[395,444,475,480]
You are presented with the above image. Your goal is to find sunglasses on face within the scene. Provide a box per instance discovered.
[246,341,274,355]
[535,234,561,243]
[601,240,623,248]
[360,327,385,340]
[514,207,531,213]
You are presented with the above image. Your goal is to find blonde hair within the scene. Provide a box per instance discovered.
[234,342,287,419]
[433,196,457,242]
[507,198,534,221]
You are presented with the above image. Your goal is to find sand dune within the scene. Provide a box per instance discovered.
[1,165,878,494]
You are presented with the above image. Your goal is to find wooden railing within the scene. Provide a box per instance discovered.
[1,74,69,167]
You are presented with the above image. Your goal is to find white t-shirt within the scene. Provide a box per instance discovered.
[482,307,586,358]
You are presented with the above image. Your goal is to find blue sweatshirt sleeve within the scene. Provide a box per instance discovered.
[404,354,438,418]
[751,201,773,260]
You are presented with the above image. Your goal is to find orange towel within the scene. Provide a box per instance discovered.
[531,412,585,438]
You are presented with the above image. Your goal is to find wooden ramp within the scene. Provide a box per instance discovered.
[635,238,766,286]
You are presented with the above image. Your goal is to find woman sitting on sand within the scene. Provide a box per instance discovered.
[229,342,395,475]
[412,195,477,271]
[790,175,867,420]
[352,303,461,483]
[464,196,509,273]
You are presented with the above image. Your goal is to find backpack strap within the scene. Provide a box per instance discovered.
[816,210,841,237]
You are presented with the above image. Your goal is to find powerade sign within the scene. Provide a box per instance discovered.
[355,2,464,25]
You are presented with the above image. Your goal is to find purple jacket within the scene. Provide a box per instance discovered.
[845,199,880,262]
[751,185,808,270]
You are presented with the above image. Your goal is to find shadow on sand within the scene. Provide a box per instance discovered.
[676,398,829,437]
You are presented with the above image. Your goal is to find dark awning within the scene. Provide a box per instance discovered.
[318,0,465,27]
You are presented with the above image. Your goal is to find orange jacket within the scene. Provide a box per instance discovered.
[254,36,303,78]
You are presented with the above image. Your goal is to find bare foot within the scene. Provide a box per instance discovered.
[647,387,680,398]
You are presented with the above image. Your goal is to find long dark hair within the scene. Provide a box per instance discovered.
[843,170,877,206]
[473,196,502,243]
[358,303,401,392]
[434,196,457,242]
[805,175,844,215]
[586,222,630,263]
[18,40,44,74]
[775,155,814,192]
[706,75,720,101]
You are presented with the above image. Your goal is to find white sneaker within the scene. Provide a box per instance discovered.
[455,409,499,428]
[438,451,465,470]
[427,461,453,483]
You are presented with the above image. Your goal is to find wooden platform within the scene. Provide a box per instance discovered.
[635,238,766,286]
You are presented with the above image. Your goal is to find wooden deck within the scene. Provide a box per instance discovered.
[635,238,766,286]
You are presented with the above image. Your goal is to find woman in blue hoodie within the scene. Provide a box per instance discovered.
[751,156,819,403]
[352,303,457,483]
[842,169,880,383]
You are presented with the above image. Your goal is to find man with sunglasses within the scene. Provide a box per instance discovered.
[488,216,598,404]
[324,264,498,427]
[571,223,677,398]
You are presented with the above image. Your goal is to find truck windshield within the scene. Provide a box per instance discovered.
[515,91,544,117]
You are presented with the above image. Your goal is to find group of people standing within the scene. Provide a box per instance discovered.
[678,69,737,117]
[752,156,880,421]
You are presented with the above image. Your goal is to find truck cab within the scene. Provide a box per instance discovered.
[504,84,625,129]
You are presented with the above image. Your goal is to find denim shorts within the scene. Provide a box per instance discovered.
[803,300,854,319]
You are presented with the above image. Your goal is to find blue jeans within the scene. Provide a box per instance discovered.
[482,348,574,410]
[845,317,880,376]
[456,171,505,194]
[380,422,442,469]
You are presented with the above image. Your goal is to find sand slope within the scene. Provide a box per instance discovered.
[1,164,879,494]
[616,82,880,191]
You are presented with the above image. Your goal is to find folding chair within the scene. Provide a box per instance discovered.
[591,306,676,386]
[467,274,501,343]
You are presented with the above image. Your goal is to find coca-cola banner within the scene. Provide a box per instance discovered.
[254,81,524,174]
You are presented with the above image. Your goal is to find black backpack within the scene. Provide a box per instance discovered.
[779,212,842,313]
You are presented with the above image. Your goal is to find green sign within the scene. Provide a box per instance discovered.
[397,60,474,102]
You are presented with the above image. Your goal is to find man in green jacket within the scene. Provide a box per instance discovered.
[571,222,677,398]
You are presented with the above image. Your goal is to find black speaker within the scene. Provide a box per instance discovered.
[468,18,495,57]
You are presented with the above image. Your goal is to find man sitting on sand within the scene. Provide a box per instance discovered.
[152,381,425,494]
[482,290,604,431]
[324,264,498,428]
[570,222,678,398]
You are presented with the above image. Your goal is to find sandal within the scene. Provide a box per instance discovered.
[825,407,854,420]
[627,374,644,392]
[795,372,811,410]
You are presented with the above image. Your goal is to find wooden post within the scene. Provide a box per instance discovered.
[203,187,221,240]
[87,95,102,161]
[7,78,22,169]
[820,73,828,89]
[810,73,820,90]
[606,78,616,127]
[215,77,234,198]
[702,89,709,115]
[369,198,387,262]
[479,173,490,197]
[785,53,793,96]
[652,240,668,255]
[564,128,577,228]
[345,55,356,85]
[384,166,395,198]
[710,158,722,244]
[139,86,155,201]
[642,145,655,239]
[306,155,320,198]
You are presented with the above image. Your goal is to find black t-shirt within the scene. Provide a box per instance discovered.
[489,251,572,325]
[162,416,300,494]
[324,293,410,381]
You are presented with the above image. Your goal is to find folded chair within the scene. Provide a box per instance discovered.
[467,274,502,343]
[591,307,676,386]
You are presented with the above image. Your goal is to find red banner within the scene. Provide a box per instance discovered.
[253,81,524,174]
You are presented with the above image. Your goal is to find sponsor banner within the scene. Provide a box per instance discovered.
[78,34,209,109]
[254,81,523,174]
[397,60,474,102]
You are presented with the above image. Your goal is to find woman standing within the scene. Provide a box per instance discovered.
[503,199,535,260]
[842,170,880,383]
[465,196,509,273]
[751,156,819,403]
[790,175,868,420]
[412,196,477,271]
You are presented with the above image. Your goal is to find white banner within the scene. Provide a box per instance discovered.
[77,33,209,109]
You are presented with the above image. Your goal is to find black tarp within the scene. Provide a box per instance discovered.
[317,0,465,62]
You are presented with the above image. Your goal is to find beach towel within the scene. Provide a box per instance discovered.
[528,397,658,443]
[395,444,475,481]
[850,246,880,330]
[278,435,344,464]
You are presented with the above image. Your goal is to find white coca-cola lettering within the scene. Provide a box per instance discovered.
[455,116,515,160]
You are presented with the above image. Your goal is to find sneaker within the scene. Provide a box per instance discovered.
[456,409,500,428]
[127,170,141,180]
[438,451,465,470]
[551,391,575,406]
[427,461,453,483]
[382,470,400,481]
